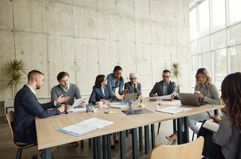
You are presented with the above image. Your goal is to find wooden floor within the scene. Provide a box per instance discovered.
[0,120,175,159]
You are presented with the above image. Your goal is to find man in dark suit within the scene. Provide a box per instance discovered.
[149,69,177,98]
[13,70,69,144]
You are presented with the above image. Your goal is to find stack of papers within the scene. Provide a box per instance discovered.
[72,98,85,108]
[109,102,128,109]
[202,120,219,132]
[149,95,172,101]
[156,106,192,114]
[58,118,113,137]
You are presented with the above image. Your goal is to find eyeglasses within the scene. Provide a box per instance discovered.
[162,76,170,78]
[130,78,137,80]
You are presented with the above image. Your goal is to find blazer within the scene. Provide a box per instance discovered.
[89,86,116,105]
[12,85,60,144]
[124,82,142,96]
[213,115,240,159]
[149,80,176,97]
[107,73,124,97]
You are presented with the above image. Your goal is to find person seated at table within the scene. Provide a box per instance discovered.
[89,74,116,105]
[13,70,69,145]
[124,73,142,97]
[149,69,176,98]
[107,66,128,99]
[197,72,241,159]
[167,68,220,142]
[51,71,83,106]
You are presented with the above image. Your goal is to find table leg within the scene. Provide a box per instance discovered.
[183,117,189,143]
[138,127,143,152]
[107,134,111,159]
[80,140,84,149]
[119,131,126,159]
[177,118,183,144]
[41,148,51,159]
[131,128,137,159]
[173,119,177,133]
[97,136,101,159]
[151,124,155,149]
[93,137,97,159]
[102,135,107,159]
[144,125,150,154]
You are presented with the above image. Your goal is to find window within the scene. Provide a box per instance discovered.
[199,36,210,53]
[211,0,225,31]
[228,23,241,46]
[211,30,226,50]
[214,49,227,89]
[229,46,241,73]
[199,0,210,35]
[190,8,198,40]
[202,52,211,71]
[190,0,241,89]
[229,0,241,24]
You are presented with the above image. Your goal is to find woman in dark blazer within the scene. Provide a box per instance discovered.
[89,74,116,105]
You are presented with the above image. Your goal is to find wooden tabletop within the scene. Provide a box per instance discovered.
[35,98,222,150]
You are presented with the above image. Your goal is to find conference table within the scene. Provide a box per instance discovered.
[35,98,221,159]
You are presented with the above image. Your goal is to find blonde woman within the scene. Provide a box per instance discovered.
[190,68,220,134]
[167,68,220,142]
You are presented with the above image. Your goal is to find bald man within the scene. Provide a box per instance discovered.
[12,70,69,144]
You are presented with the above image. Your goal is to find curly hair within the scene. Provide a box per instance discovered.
[221,72,241,128]
[195,68,212,87]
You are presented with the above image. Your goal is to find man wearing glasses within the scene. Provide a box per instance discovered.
[124,73,142,96]
[149,69,177,98]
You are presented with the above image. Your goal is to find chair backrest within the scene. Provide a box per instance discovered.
[6,111,17,147]
[150,137,204,159]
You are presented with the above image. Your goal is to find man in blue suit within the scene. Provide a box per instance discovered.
[13,70,69,144]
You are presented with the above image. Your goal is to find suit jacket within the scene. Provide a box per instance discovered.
[12,85,60,144]
[149,81,176,97]
[124,82,142,96]
[89,86,116,104]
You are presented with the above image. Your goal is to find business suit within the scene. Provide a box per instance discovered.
[149,81,176,97]
[13,85,60,144]
[124,82,142,96]
[89,86,116,105]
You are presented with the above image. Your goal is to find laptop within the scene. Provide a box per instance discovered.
[123,93,138,101]
[179,93,204,106]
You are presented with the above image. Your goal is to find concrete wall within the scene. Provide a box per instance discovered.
[0,0,191,100]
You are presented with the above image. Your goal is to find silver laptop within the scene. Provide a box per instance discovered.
[123,93,138,101]
[179,93,204,106]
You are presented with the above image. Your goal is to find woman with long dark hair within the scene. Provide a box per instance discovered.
[198,72,241,159]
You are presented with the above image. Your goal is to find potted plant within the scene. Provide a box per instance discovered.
[171,63,180,93]
[7,59,25,98]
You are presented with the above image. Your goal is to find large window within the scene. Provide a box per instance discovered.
[211,0,225,31]
[199,0,210,35]
[190,0,241,89]
[229,0,241,24]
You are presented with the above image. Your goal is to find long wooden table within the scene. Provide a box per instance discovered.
[36,99,221,159]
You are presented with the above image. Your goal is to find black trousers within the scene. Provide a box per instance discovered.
[197,123,225,159]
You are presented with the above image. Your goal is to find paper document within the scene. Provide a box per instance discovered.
[109,102,128,109]
[58,118,113,137]
[149,95,172,101]
[72,98,84,108]
[68,107,86,113]
[156,106,192,114]
[202,120,219,132]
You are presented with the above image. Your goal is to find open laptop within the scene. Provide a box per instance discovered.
[123,93,138,101]
[179,93,204,106]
